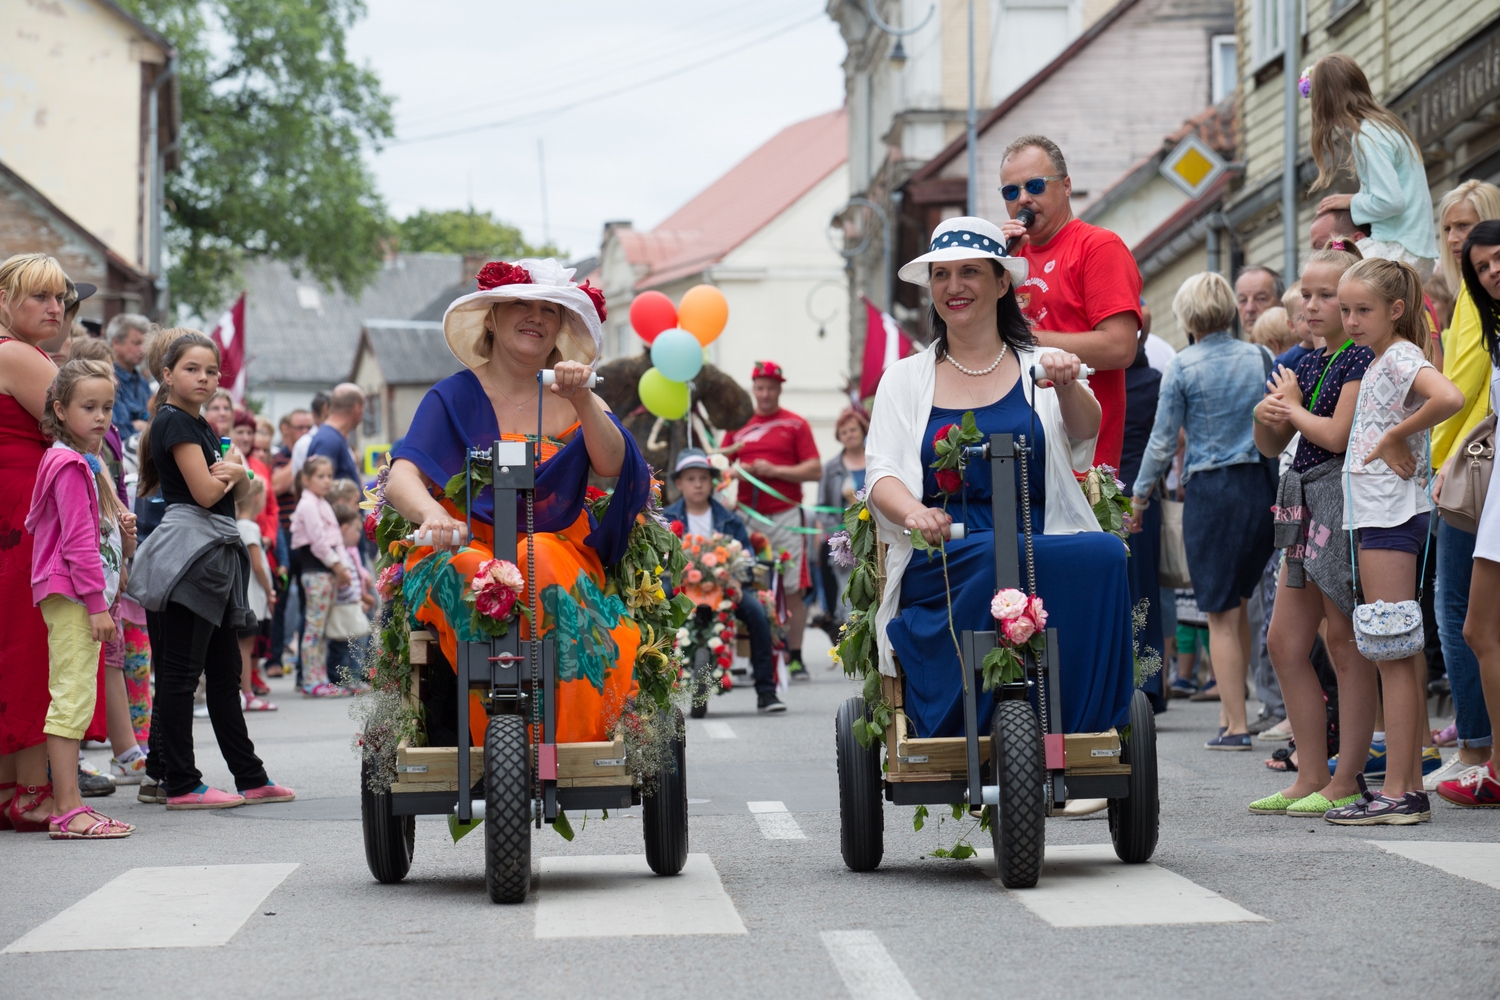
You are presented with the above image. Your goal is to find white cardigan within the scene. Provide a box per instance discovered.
[864,342,1103,677]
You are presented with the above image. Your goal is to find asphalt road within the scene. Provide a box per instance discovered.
[4,647,1499,1000]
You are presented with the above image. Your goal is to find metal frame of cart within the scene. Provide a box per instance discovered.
[361,440,689,902]
[835,433,1160,887]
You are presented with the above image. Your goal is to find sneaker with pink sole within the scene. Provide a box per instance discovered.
[242,782,296,804]
[166,785,245,810]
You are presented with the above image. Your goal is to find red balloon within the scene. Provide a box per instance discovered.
[629,290,677,345]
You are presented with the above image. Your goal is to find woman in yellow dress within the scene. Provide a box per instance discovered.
[383,259,652,747]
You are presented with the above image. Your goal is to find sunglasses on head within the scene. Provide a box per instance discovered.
[1000,174,1065,201]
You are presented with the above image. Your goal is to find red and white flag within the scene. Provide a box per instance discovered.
[859,296,912,399]
[211,293,246,403]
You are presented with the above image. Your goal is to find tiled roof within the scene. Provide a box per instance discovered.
[357,321,464,385]
[241,253,464,386]
[618,108,847,289]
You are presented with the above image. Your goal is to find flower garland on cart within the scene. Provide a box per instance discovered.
[670,530,755,703]
[354,459,694,800]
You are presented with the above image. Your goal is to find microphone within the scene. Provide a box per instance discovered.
[1006,207,1035,255]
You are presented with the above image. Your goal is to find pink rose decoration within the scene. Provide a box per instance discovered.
[1026,595,1048,630]
[990,588,1027,621]
[1000,615,1036,645]
[702,552,718,567]
[687,568,703,584]
[475,585,518,620]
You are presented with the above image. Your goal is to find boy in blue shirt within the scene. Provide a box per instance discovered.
[663,449,785,714]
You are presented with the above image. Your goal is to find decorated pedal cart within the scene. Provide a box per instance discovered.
[833,431,1160,889]
[358,427,697,904]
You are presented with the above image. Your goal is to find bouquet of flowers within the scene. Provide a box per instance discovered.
[980,588,1048,690]
[1078,464,1132,539]
[675,598,737,697]
[679,533,753,602]
[464,556,528,638]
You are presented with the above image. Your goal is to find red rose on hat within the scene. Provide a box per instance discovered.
[475,261,533,290]
[579,280,608,322]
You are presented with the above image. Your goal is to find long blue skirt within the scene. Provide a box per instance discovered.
[887,528,1135,738]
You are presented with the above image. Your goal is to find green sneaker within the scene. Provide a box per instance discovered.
[1286,790,1361,816]
[1248,791,1301,814]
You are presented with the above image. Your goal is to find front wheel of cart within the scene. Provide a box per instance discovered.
[484,714,533,904]
[990,699,1045,888]
[836,696,883,872]
[360,753,413,884]
[1109,689,1159,863]
[643,709,689,875]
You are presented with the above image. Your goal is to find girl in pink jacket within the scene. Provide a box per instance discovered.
[290,454,351,696]
[24,360,136,839]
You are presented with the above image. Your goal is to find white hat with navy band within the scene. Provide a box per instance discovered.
[897,216,1028,288]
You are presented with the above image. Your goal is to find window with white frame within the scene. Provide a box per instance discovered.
[989,0,1083,105]
[1211,34,1236,104]
[1251,0,1306,70]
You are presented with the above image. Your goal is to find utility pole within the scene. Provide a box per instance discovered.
[538,138,551,247]
[1281,0,1299,280]
[966,0,978,216]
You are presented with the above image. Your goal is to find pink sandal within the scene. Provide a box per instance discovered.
[48,805,133,840]
[243,696,278,712]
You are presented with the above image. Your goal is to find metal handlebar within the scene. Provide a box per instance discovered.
[540,369,602,388]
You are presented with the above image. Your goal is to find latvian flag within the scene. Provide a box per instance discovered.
[859,296,912,400]
[211,293,247,403]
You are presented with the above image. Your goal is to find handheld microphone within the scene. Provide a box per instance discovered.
[1030,363,1095,387]
[1006,207,1035,255]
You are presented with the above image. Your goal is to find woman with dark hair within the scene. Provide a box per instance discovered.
[816,405,868,633]
[864,217,1134,740]
[1437,221,1500,806]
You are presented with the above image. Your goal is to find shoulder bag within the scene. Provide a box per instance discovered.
[1435,412,1495,534]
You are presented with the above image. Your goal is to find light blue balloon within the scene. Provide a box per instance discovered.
[650,327,704,382]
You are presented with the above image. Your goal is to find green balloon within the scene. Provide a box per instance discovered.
[638,367,690,420]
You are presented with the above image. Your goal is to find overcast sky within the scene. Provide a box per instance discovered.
[349,1,848,261]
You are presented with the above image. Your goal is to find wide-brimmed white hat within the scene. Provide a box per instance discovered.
[897,216,1028,288]
[442,257,604,370]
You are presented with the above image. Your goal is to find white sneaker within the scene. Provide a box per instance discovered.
[110,755,148,785]
[193,702,210,719]
[78,756,108,778]
[1423,755,1483,792]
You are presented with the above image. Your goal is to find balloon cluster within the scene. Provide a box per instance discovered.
[629,285,728,420]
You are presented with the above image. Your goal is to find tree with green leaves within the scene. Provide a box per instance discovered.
[120,0,394,317]
[397,209,559,261]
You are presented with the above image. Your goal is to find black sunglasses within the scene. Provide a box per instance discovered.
[1000,174,1065,201]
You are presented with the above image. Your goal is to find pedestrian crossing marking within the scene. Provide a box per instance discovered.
[821,930,921,1000]
[975,846,1266,927]
[1370,840,1500,891]
[747,800,806,839]
[3,864,299,953]
[534,854,747,938]
[702,721,736,739]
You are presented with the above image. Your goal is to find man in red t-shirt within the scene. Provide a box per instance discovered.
[998,135,1142,469]
[722,361,821,680]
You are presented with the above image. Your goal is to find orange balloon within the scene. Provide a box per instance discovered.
[677,284,728,346]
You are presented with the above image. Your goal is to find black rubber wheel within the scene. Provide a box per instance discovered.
[835,696,883,872]
[642,709,688,875]
[484,714,532,904]
[360,753,413,884]
[1109,689,1160,863]
[990,699,1045,889]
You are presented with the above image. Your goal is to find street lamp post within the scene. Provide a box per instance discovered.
[832,196,894,313]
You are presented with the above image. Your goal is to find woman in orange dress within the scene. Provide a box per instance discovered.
[383,259,651,747]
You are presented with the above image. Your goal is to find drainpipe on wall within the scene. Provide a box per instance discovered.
[148,55,178,322]
[1281,0,1299,281]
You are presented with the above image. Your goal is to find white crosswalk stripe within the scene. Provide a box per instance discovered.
[534,854,747,938]
[702,721,737,739]
[3,864,299,953]
[748,800,806,839]
[1370,840,1500,891]
[975,845,1266,927]
[821,930,921,1000]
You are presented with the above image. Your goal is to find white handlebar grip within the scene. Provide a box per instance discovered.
[540,369,601,388]
[1030,363,1095,385]
[407,528,469,548]
[904,523,965,541]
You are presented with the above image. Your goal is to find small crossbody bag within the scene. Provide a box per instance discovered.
[1345,389,1433,662]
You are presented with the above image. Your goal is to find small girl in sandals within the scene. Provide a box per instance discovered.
[25,360,136,839]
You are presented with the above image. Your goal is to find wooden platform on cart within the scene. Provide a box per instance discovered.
[391,630,632,795]
[879,675,1129,783]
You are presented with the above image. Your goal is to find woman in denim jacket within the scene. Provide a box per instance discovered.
[1128,272,1277,750]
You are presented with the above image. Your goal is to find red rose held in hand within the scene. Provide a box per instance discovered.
[475,261,533,290]
[934,468,963,494]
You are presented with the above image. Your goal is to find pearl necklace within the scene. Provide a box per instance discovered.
[943,343,1006,377]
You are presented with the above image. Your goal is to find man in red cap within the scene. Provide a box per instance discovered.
[723,361,821,681]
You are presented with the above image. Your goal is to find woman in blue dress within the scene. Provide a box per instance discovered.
[865,217,1135,741]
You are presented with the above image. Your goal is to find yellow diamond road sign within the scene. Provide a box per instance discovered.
[1160,135,1227,199]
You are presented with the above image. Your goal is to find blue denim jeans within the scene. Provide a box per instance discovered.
[735,593,776,697]
[1437,520,1491,748]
